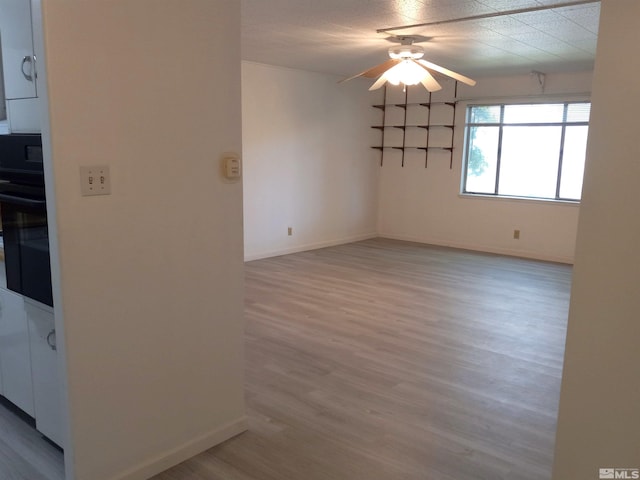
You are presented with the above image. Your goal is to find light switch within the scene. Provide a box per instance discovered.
[80,166,111,196]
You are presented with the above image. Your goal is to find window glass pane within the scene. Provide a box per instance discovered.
[498,126,562,198]
[469,106,501,124]
[465,126,499,194]
[463,102,589,201]
[566,103,591,123]
[503,104,564,124]
[560,126,588,199]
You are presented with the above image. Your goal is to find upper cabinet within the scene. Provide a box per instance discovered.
[0,0,42,133]
[0,0,38,100]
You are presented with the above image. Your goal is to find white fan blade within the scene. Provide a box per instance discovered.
[411,60,442,91]
[417,59,476,86]
[369,73,389,91]
[339,59,400,83]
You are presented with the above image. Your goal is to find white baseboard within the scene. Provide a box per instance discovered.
[112,416,248,480]
[378,232,574,264]
[244,232,378,262]
[244,230,573,264]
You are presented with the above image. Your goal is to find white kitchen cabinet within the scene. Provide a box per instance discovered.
[5,96,39,132]
[0,336,3,396]
[0,0,42,132]
[0,287,35,416]
[0,0,37,100]
[25,300,62,446]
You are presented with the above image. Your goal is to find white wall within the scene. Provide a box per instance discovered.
[40,1,246,479]
[242,62,378,260]
[553,0,640,476]
[377,71,593,264]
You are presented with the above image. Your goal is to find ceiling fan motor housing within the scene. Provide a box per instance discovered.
[388,45,425,60]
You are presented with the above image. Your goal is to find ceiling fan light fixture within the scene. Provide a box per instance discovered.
[388,45,425,60]
[342,34,474,92]
[384,60,426,86]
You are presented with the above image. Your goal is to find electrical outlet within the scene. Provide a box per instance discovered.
[513,229,520,240]
[287,227,293,236]
[80,166,111,196]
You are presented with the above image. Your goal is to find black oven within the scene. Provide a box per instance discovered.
[0,134,53,307]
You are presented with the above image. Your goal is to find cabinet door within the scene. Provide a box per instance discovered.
[25,301,62,446]
[0,0,37,99]
[0,288,35,416]
[6,97,40,132]
[0,338,3,396]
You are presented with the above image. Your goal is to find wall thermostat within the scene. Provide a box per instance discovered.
[223,154,241,179]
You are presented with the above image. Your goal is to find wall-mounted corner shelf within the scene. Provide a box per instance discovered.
[371,83,459,168]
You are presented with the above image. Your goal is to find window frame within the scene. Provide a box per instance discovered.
[461,101,590,202]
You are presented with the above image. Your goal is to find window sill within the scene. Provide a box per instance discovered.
[459,193,581,206]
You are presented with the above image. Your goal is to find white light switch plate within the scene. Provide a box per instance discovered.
[80,166,111,196]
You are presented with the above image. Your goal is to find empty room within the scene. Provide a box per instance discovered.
[0,1,638,480]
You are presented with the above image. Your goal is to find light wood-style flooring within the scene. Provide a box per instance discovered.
[0,239,572,480]
[156,238,572,480]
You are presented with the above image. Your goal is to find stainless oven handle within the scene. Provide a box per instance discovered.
[0,192,46,208]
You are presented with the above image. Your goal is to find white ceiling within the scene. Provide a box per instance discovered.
[241,0,600,80]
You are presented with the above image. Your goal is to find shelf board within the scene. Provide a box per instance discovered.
[371,102,456,109]
[372,125,454,129]
[419,102,456,108]
[412,124,454,129]
[372,146,454,151]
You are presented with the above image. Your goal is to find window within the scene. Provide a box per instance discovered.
[462,102,590,201]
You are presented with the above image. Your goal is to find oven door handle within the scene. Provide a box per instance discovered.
[0,193,46,208]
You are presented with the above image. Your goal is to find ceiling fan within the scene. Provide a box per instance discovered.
[340,35,476,92]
